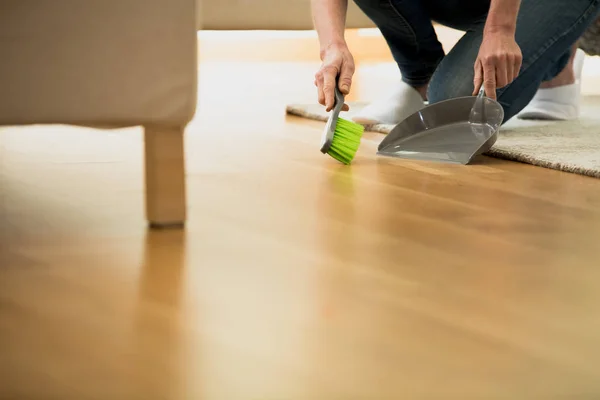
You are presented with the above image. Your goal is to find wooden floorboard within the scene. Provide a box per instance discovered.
[2,33,600,399]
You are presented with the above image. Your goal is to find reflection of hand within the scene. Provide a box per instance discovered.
[473,31,523,99]
[314,43,355,111]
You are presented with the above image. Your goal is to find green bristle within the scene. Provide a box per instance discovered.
[326,117,365,164]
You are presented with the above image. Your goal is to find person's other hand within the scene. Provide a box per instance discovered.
[315,43,355,111]
[473,31,522,99]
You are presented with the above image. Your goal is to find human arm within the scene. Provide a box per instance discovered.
[473,0,523,99]
[312,0,348,54]
[311,0,355,111]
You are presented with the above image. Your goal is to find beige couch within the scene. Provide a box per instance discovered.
[0,0,198,228]
[0,0,372,228]
[198,0,374,30]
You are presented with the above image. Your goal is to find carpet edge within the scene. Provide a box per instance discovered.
[486,148,600,179]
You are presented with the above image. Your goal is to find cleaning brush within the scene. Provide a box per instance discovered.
[320,83,364,165]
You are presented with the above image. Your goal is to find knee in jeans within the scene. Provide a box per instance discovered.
[427,72,474,104]
[351,0,379,8]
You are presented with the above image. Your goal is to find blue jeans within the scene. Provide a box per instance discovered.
[352,0,600,122]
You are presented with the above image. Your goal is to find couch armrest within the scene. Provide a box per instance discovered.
[0,0,198,128]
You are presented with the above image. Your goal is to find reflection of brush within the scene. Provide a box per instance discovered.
[320,83,364,165]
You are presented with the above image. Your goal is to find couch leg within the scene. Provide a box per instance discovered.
[143,126,186,228]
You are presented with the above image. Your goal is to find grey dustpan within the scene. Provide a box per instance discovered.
[377,92,504,165]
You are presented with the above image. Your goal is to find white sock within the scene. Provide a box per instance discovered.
[351,81,425,125]
[518,49,586,121]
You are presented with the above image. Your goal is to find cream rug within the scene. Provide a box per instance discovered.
[286,97,600,178]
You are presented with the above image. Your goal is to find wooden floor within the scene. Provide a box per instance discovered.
[3,31,600,399]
